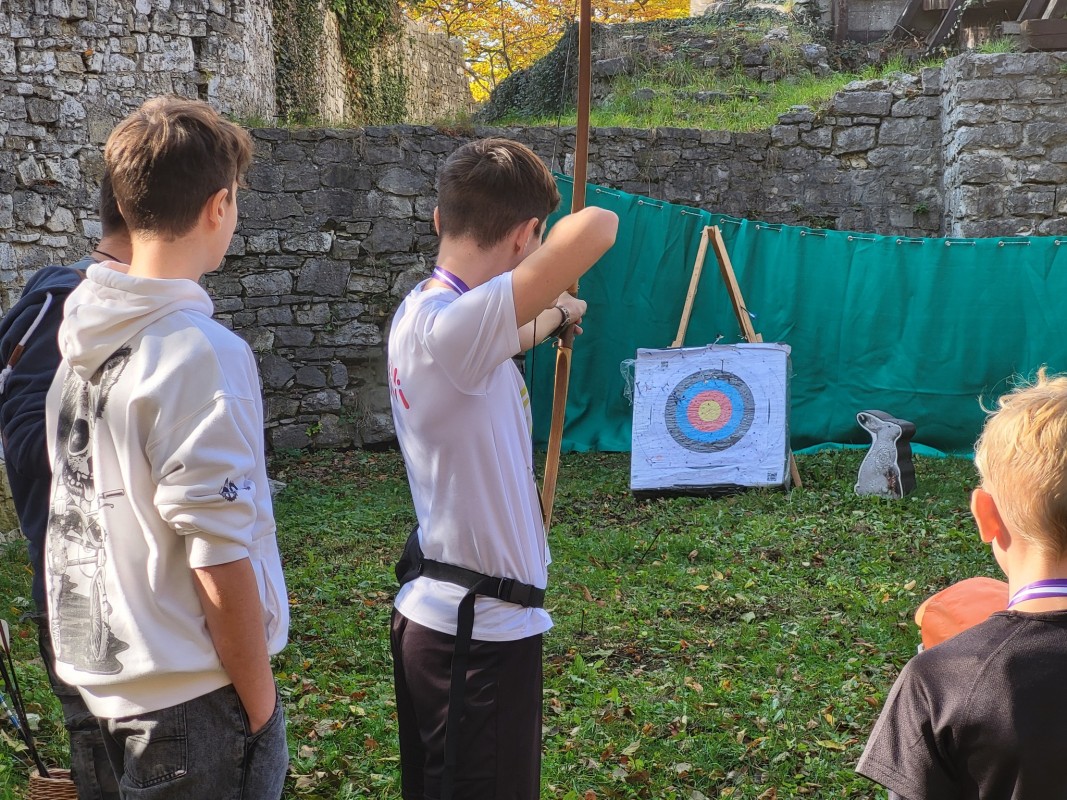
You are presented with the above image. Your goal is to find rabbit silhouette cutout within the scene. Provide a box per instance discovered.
[855,410,916,499]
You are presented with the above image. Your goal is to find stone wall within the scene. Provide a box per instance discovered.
[0,0,276,310]
[318,6,349,123]
[941,53,1067,237]
[397,17,473,124]
[0,449,19,537]
[5,53,1067,449]
[275,6,471,125]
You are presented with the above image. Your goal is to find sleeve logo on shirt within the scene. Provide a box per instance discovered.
[220,479,240,502]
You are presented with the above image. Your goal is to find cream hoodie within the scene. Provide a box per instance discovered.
[44,263,288,718]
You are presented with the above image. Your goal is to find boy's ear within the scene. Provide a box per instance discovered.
[203,186,230,229]
[433,206,440,236]
[514,217,540,253]
[971,487,1008,546]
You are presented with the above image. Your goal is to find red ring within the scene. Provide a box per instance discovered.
[686,390,732,432]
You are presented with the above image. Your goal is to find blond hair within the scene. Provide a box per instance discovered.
[974,368,1067,556]
[105,96,253,238]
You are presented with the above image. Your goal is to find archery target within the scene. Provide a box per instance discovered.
[666,369,754,452]
[631,344,791,495]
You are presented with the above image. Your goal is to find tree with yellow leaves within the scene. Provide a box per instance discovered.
[403,0,689,100]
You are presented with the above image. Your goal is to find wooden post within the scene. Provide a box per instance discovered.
[834,0,849,43]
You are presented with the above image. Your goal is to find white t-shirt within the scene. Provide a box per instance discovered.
[389,272,552,642]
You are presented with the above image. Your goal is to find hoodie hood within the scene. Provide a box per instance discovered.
[60,263,214,380]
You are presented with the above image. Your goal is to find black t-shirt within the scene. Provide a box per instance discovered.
[857,610,1067,800]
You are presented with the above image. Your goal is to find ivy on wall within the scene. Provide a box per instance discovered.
[273,0,407,124]
[332,0,407,124]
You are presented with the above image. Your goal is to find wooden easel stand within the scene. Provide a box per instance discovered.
[674,225,803,489]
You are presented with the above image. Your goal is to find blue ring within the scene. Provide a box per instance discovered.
[664,370,755,453]
[674,381,745,442]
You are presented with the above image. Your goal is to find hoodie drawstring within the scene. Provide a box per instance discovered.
[0,292,54,395]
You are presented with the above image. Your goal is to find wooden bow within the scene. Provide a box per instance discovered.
[541,0,591,533]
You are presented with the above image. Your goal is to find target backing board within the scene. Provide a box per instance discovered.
[630,343,791,496]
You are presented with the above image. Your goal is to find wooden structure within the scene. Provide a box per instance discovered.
[672,226,801,488]
[1020,17,1067,49]
[892,0,1067,51]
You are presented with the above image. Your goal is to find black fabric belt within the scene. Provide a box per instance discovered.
[417,558,546,609]
[397,529,545,800]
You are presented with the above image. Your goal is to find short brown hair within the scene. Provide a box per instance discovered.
[974,368,1067,557]
[104,96,253,238]
[436,138,560,248]
[98,170,127,238]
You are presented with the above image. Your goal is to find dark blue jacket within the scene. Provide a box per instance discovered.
[0,260,88,611]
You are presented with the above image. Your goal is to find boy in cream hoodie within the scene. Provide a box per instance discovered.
[45,97,289,798]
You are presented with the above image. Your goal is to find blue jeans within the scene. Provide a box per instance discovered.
[36,614,121,800]
[99,684,288,800]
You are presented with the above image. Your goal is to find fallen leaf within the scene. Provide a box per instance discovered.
[626,769,651,785]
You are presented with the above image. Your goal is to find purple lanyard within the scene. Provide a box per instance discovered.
[432,266,470,295]
[1007,578,1067,608]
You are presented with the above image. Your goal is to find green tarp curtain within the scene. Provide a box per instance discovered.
[527,175,1067,456]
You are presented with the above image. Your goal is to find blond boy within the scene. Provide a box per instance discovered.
[857,369,1067,799]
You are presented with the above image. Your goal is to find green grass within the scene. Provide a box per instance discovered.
[499,72,853,133]
[0,449,989,798]
[974,37,1018,54]
[499,58,943,133]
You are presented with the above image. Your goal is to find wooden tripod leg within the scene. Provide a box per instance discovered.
[709,226,803,489]
[672,227,711,348]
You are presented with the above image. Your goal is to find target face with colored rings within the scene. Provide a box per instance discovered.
[665,369,755,452]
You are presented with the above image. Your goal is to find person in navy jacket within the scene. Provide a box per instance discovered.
[0,173,129,800]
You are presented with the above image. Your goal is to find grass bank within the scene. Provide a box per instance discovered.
[0,449,986,798]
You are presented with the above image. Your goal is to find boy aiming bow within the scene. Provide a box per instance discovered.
[388,138,618,800]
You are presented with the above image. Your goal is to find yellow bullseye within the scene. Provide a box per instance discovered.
[698,399,722,422]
